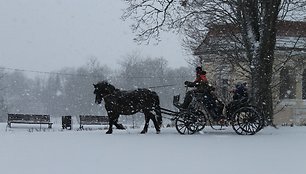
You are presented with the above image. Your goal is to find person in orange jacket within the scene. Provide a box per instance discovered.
[179,66,209,109]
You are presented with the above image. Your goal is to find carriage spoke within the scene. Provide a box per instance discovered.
[240,113,255,134]
[250,122,258,130]
[231,107,264,135]
[233,124,247,135]
[174,111,200,135]
[181,127,188,134]
[175,117,188,134]
[245,111,261,134]
[245,124,254,134]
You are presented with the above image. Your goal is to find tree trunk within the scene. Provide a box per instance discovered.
[238,0,281,124]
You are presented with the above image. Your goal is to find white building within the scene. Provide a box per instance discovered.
[194,20,306,125]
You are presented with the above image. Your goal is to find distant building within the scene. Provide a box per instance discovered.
[194,20,306,125]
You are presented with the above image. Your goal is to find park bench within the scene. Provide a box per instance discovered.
[79,115,109,129]
[7,113,53,128]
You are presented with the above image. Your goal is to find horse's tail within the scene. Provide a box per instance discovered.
[155,105,163,126]
[153,92,163,126]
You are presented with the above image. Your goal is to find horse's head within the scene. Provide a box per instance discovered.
[93,81,116,104]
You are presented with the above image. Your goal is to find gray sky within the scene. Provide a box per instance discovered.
[0,0,188,73]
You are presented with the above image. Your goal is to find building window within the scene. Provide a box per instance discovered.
[280,67,296,99]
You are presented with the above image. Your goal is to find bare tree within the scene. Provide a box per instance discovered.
[0,69,8,122]
[122,0,306,124]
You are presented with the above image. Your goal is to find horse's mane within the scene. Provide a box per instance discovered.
[96,81,118,93]
[96,80,111,86]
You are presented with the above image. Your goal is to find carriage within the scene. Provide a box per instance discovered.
[93,81,264,135]
[160,88,265,135]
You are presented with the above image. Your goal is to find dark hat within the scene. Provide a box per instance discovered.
[196,66,202,72]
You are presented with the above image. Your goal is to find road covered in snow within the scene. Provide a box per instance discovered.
[0,123,305,174]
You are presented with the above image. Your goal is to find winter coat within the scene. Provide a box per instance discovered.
[185,71,210,92]
[233,84,248,100]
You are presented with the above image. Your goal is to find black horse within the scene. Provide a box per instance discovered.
[93,81,163,134]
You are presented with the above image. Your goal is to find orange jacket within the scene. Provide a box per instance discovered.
[194,73,207,83]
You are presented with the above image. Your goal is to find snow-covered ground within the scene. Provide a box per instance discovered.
[0,122,306,174]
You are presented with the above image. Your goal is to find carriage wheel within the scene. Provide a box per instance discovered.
[251,106,265,132]
[193,110,207,132]
[231,107,263,135]
[175,111,198,135]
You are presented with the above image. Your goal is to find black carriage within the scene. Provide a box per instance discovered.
[161,87,264,135]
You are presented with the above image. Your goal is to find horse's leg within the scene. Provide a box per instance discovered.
[115,123,125,129]
[106,113,116,134]
[150,111,161,134]
[154,106,163,130]
[113,115,125,130]
[141,111,151,134]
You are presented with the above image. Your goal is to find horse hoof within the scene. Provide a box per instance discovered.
[106,131,112,134]
[140,131,146,134]
[156,130,160,134]
[117,124,126,130]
